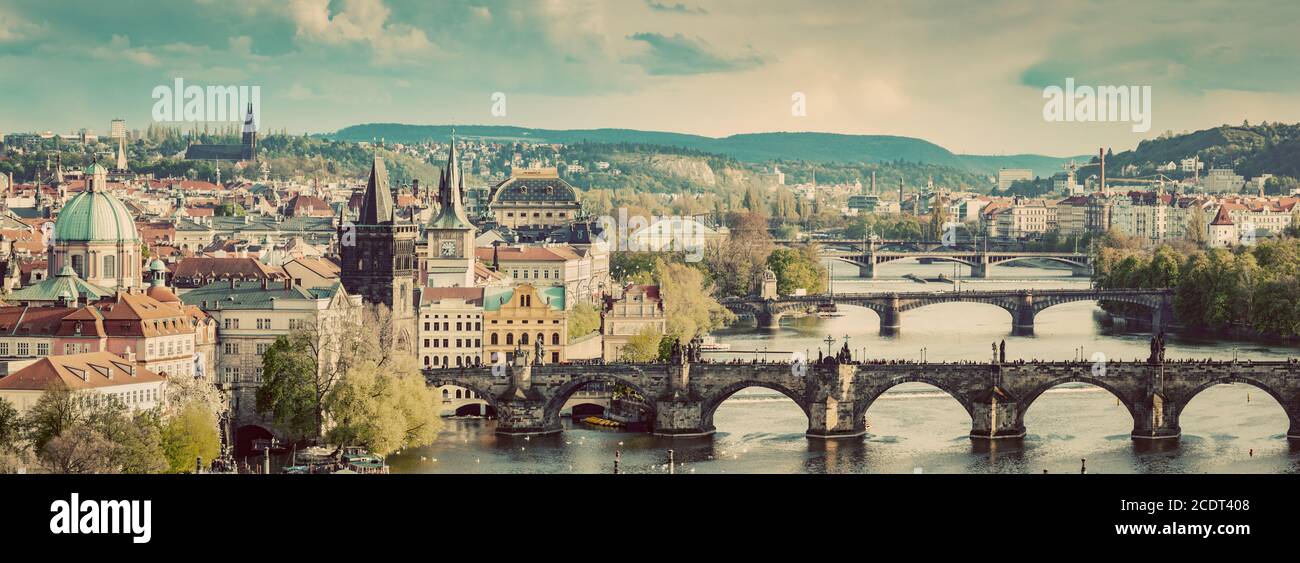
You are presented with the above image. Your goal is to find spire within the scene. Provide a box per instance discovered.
[242,102,257,134]
[115,137,128,171]
[429,133,473,230]
[359,156,394,224]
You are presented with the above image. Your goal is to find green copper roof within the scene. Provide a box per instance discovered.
[8,265,115,302]
[85,162,108,175]
[484,285,565,312]
[53,189,139,243]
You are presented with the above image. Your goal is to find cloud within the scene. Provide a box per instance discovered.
[285,0,436,63]
[645,1,708,15]
[90,35,160,67]
[0,8,44,42]
[625,32,765,75]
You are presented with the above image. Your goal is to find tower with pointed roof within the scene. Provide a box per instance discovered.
[338,156,418,352]
[240,102,258,162]
[115,137,128,172]
[426,136,476,287]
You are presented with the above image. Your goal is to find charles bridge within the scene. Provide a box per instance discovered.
[425,353,1300,442]
[720,288,1174,335]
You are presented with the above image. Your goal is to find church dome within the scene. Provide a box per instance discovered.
[53,189,139,243]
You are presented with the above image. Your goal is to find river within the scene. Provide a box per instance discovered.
[387,260,1300,474]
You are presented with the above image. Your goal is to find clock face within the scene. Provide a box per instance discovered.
[440,240,457,257]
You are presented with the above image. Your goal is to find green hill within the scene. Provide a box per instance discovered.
[326,124,1082,178]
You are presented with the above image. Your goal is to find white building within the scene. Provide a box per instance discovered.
[997,168,1034,191]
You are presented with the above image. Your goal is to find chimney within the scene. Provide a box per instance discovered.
[229,278,236,289]
[125,346,136,363]
[260,278,268,290]
[283,277,292,290]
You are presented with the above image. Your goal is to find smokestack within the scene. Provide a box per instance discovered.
[870,171,876,195]
[1099,148,1106,195]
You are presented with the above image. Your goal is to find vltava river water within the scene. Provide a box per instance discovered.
[388,261,1300,474]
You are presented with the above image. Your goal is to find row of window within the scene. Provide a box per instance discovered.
[427,356,481,368]
[76,387,161,409]
[503,211,567,218]
[488,332,560,346]
[511,269,562,280]
[425,338,482,349]
[424,321,482,332]
[0,342,49,357]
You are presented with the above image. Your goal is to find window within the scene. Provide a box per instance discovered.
[17,343,29,356]
[224,342,240,355]
[490,333,498,345]
[256,318,272,330]
[36,342,49,356]
[256,343,270,355]
[0,342,8,355]
[552,333,559,345]
[103,255,117,278]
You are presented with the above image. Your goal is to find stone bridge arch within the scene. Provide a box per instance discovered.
[1173,374,1300,439]
[541,372,659,429]
[428,375,502,414]
[851,375,976,430]
[1012,375,1141,431]
[699,380,812,433]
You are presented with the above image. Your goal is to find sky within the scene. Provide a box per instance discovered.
[2,0,1299,156]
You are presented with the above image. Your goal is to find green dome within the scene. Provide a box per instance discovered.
[85,162,108,175]
[53,189,139,243]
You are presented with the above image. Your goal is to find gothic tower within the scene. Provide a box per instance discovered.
[240,102,258,162]
[426,137,476,287]
[339,156,419,352]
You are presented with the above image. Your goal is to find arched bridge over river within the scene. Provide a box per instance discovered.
[720,288,1173,335]
[426,355,1300,442]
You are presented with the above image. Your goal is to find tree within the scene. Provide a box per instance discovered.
[656,258,735,340]
[766,245,827,295]
[39,426,115,474]
[0,397,19,453]
[22,383,80,452]
[568,301,601,342]
[1185,206,1208,245]
[162,402,220,473]
[622,327,663,362]
[257,333,321,440]
[257,301,379,442]
[324,358,441,457]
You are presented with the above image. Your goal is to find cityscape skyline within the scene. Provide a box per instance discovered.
[3,0,1300,156]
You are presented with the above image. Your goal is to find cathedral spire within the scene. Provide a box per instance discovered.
[359,156,394,224]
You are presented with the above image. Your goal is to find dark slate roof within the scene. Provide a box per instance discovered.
[358,157,394,225]
[490,173,580,205]
[185,144,247,161]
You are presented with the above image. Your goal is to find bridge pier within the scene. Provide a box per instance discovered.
[1071,264,1092,277]
[879,295,901,336]
[652,361,712,436]
[969,387,1025,440]
[807,364,867,439]
[857,261,876,279]
[494,352,560,436]
[1288,412,1300,441]
[1130,392,1180,441]
[755,310,784,330]
[1012,293,1035,336]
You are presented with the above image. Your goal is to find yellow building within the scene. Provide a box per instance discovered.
[482,283,567,365]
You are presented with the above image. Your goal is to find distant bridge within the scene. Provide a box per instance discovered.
[426,355,1300,442]
[774,239,1091,278]
[720,288,1173,335]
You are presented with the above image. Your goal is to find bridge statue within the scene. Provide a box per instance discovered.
[535,335,545,365]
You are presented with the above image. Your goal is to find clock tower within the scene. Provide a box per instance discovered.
[426,137,476,287]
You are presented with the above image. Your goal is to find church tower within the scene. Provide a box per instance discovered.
[426,137,476,287]
[240,102,258,162]
[339,156,419,352]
